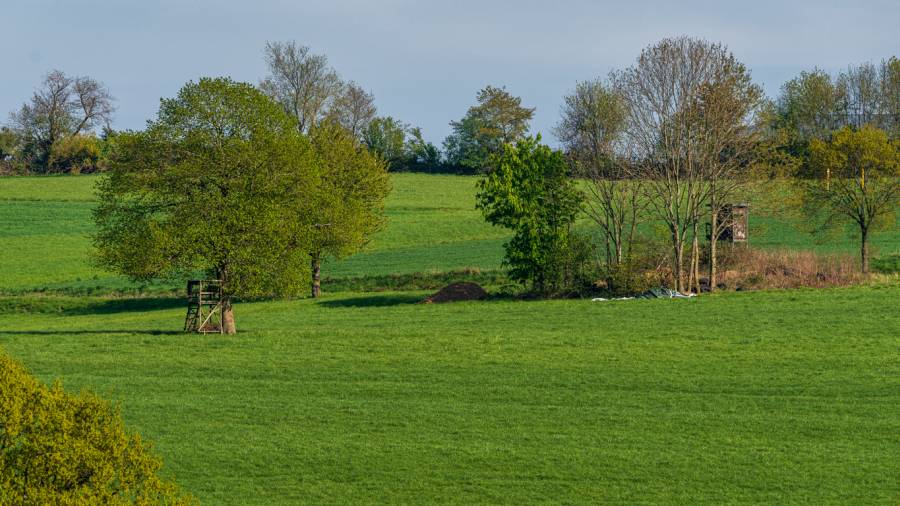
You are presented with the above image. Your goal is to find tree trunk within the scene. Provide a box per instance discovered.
[310,253,322,298]
[672,232,684,293]
[222,299,236,335]
[860,227,869,274]
[708,207,718,292]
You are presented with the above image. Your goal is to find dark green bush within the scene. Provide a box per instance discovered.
[872,254,900,274]
[0,351,195,505]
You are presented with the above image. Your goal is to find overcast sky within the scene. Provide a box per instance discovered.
[2,0,897,145]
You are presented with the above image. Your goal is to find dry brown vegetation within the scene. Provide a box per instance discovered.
[712,248,865,290]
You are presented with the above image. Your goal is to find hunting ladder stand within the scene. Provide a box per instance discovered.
[184,280,224,334]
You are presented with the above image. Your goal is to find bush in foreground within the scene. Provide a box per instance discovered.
[0,351,195,505]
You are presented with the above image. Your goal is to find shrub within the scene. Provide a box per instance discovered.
[476,136,584,296]
[47,135,103,174]
[872,254,900,274]
[0,351,195,504]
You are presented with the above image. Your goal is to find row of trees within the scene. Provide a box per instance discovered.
[6,39,897,310]
[478,39,898,294]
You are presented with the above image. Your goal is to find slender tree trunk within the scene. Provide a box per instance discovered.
[860,226,869,274]
[310,252,322,298]
[672,229,684,292]
[691,223,700,294]
[222,298,236,335]
[708,207,718,292]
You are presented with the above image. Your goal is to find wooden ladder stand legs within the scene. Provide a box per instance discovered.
[184,280,224,334]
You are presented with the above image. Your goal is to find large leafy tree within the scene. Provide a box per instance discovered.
[476,136,583,294]
[93,78,319,333]
[444,85,534,172]
[804,125,899,273]
[307,121,390,297]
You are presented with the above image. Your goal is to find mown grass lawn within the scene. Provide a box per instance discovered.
[1,285,898,504]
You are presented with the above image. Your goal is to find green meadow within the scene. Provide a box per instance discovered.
[0,174,898,504]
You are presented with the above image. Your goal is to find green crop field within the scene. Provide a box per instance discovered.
[1,174,899,504]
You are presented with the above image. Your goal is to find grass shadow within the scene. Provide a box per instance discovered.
[63,297,185,316]
[317,294,424,308]
[0,329,184,336]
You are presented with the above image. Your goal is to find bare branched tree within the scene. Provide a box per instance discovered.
[8,70,114,170]
[556,79,646,271]
[329,81,377,138]
[72,76,115,135]
[691,59,765,290]
[614,37,758,292]
[260,41,343,133]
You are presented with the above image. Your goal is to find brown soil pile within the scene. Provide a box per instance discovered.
[420,282,488,304]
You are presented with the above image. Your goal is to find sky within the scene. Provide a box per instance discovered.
[2,0,898,146]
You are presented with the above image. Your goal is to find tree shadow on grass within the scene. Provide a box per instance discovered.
[317,294,423,308]
[63,297,185,316]
[0,329,183,336]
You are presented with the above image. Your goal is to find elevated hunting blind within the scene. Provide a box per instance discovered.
[184,280,224,333]
[707,203,749,244]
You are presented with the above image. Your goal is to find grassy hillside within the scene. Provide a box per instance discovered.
[1,174,897,295]
[1,174,898,503]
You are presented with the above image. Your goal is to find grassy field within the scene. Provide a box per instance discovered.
[1,174,899,504]
[1,287,898,503]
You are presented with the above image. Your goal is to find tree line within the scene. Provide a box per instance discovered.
[2,38,897,316]
[477,38,898,295]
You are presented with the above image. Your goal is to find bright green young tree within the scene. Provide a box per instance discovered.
[93,78,320,333]
[476,135,584,294]
[307,121,391,297]
[805,125,899,272]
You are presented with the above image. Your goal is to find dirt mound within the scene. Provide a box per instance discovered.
[420,282,488,304]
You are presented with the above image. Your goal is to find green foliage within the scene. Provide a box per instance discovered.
[0,128,25,175]
[476,136,584,294]
[363,118,445,172]
[362,116,408,170]
[0,127,19,160]
[404,127,443,170]
[307,121,391,288]
[872,253,900,273]
[92,77,319,301]
[444,86,534,172]
[48,134,103,174]
[0,350,194,504]
[802,126,899,271]
[775,69,840,151]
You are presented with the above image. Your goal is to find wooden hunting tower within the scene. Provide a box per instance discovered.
[184,280,224,334]
[708,203,749,244]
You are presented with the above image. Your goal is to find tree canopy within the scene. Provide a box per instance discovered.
[805,125,899,272]
[476,135,584,294]
[93,77,320,333]
[307,121,390,296]
[444,85,534,172]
